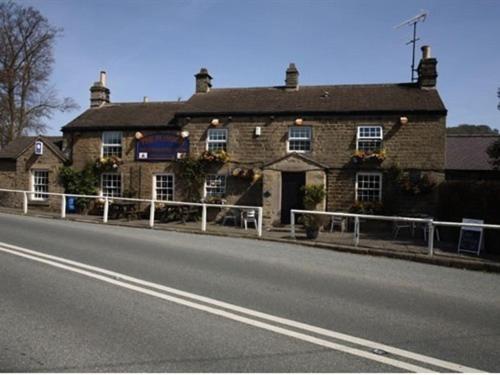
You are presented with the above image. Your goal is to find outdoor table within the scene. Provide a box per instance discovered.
[109,202,138,220]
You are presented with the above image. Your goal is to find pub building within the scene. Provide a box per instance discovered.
[1,46,447,228]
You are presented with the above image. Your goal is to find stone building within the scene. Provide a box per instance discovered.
[0,136,67,210]
[1,46,447,227]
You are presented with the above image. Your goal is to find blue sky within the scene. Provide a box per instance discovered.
[17,0,500,134]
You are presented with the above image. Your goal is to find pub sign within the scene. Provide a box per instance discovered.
[135,131,189,161]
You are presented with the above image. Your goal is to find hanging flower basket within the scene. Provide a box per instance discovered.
[95,156,123,172]
[232,167,262,183]
[200,150,230,164]
[352,149,386,164]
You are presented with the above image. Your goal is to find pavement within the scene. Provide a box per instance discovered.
[0,212,499,372]
[2,206,499,273]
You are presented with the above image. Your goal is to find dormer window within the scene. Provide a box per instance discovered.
[356,126,383,152]
[101,131,122,158]
[287,126,311,153]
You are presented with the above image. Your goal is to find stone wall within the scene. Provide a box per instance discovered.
[64,111,446,223]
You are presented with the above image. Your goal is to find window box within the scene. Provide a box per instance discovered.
[351,149,386,164]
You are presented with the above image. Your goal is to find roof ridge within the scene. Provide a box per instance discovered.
[207,82,417,91]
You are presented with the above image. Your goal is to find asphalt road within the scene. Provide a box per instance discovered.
[0,212,499,372]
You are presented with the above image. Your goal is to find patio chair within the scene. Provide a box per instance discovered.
[222,208,239,226]
[392,220,415,239]
[241,209,257,230]
[329,216,346,233]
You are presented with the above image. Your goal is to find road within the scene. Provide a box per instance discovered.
[0,212,499,372]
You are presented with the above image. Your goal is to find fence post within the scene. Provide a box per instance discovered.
[257,207,263,237]
[428,220,434,256]
[353,216,360,247]
[149,200,155,228]
[290,210,296,238]
[201,204,207,232]
[103,197,109,223]
[23,192,28,214]
[61,195,66,219]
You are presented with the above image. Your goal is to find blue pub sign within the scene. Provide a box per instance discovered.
[135,131,189,161]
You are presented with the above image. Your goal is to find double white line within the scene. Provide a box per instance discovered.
[0,241,483,373]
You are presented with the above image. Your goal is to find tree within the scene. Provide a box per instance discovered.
[446,124,499,135]
[0,1,77,148]
[487,138,500,169]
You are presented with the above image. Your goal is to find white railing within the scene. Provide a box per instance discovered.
[290,209,500,255]
[0,188,263,237]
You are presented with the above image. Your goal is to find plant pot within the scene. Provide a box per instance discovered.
[305,226,319,239]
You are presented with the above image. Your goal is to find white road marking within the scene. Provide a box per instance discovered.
[0,241,484,373]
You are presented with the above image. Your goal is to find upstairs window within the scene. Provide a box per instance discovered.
[288,126,311,152]
[206,129,227,152]
[31,170,49,200]
[102,131,122,158]
[357,126,383,153]
[355,173,382,202]
[204,174,226,197]
[101,173,122,197]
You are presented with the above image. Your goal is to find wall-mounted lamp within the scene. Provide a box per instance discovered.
[181,130,190,138]
[399,116,409,125]
[135,131,144,140]
[255,126,262,136]
[210,118,220,126]
[294,118,303,126]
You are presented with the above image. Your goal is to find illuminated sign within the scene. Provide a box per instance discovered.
[135,131,189,161]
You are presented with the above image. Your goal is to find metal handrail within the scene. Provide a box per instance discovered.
[0,188,263,237]
[290,209,500,256]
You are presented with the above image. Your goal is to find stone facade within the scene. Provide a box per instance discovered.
[0,139,65,210]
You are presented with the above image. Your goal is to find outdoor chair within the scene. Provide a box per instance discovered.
[392,220,415,239]
[329,216,346,233]
[241,209,258,230]
[222,208,239,226]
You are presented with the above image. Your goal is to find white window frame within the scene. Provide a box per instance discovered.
[206,128,228,152]
[355,172,383,202]
[153,173,175,201]
[287,126,312,153]
[204,174,227,198]
[100,172,122,198]
[356,126,383,153]
[101,131,123,158]
[30,170,49,201]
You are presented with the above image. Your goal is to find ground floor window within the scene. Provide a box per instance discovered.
[154,174,174,201]
[31,170,49,200]
[204,174,226,197]
[101,173,122,197]
[355,173,382,202]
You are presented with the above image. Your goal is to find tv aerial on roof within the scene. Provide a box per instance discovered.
[395,10,428,82]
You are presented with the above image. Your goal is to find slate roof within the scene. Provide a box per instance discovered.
[445,135,499,171]
[0,136,65,161]
[62,101,186,131]
[177,83,447,116]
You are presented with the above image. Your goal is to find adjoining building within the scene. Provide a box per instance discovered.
[445,134,500,181]
[1,46,447,227]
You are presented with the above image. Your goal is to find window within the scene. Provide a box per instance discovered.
[288,126,311,152]
[154,174,174,201]
[355,173,382,202]
[101,131,122,158]
[206,129,227,152]
[31,170,48,200]
[204,175,226,197]
[101,173,122,197]
[357,126,383,152]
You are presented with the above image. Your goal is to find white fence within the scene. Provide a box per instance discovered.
[291,209,500,255]
[0,188,263,237]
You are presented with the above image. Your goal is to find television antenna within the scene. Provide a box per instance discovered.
[395,11,428,82]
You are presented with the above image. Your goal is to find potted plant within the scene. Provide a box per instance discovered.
[301,184,327,239]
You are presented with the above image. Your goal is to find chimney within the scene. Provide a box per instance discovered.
[285,63,299,90]
[90,70,110,107]
[143,96,149,103]
[195,68,212,93]
[417,46,438,88]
